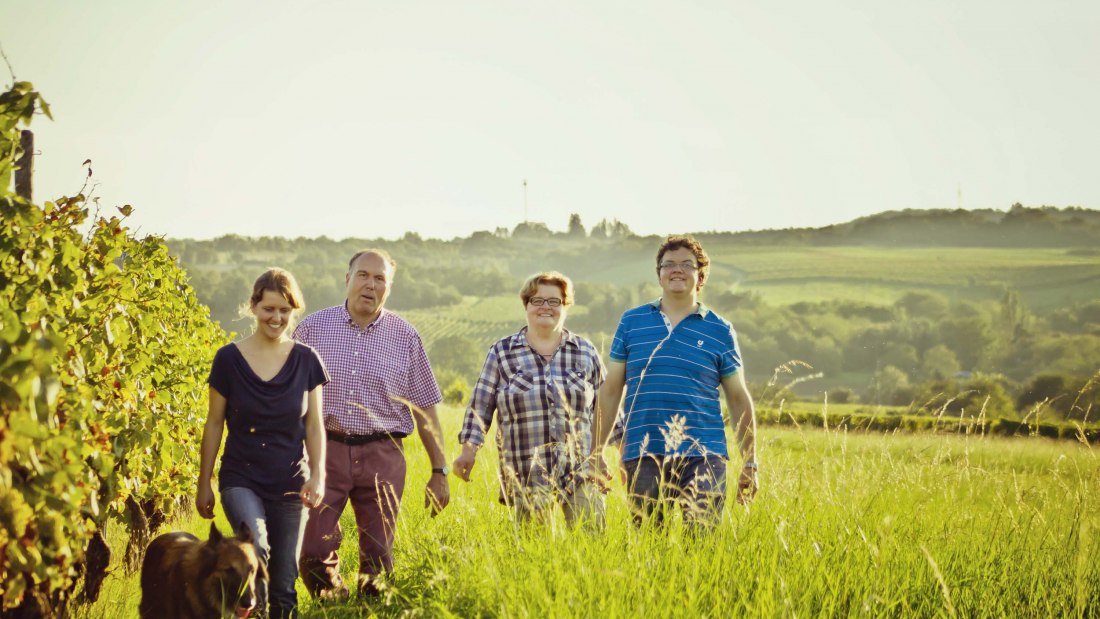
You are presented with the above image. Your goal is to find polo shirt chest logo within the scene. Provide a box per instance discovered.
[697,340,704,347]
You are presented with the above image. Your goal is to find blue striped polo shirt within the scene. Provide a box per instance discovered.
[609,300,742,460]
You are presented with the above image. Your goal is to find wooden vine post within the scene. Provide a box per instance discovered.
[14,129,32,200]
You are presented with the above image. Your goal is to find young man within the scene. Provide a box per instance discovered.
[595,235,757,527]
[293,249,450,597]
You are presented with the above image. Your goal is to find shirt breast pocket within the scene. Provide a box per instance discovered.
[563,369,595,413]
[500,371,535,423]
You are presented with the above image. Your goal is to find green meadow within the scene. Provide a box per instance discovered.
[77,408,1100,618]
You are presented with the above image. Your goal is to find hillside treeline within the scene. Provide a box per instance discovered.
[715,204,1100,246]
[169,210,1100,422]
[171,204,1100,324]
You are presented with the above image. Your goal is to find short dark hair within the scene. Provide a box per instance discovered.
[655,234,710,290]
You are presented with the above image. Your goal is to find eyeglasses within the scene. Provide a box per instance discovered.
[659,261,699,272]
[528,297,563,307]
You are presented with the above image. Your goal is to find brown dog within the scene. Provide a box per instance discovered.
[140,522,267,619]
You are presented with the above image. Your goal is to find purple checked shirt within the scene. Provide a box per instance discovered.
[293,304,442,436]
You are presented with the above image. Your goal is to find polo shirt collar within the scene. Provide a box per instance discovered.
[649,298,711,319]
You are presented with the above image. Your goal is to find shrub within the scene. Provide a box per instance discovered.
[439,371,472,406]
[1,82,228,615]
[827,388,858,404]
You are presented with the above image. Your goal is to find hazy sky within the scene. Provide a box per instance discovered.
[2,1,1097,240]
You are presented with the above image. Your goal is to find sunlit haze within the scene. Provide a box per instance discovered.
[2,1,1097,240]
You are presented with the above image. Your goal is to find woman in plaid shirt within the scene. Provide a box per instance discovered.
[453,272,606,525]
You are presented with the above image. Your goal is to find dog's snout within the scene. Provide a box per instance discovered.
[235,586,256,618]
[239,584,256,608]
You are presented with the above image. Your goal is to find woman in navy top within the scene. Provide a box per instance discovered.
[196,268,329,619]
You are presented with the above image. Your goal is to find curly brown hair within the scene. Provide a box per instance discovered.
[655,234,710,290]
[519,271,575,307]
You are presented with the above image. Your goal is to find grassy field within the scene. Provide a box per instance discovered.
[77,406,1099,618]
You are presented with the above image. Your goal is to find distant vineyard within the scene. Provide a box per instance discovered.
[402,303,521,350]
[412,316,512,347]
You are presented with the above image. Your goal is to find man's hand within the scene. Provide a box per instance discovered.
[737,465,758,505]
[411,404,449,516]
[453,443,478,482]
[425,472,450,517]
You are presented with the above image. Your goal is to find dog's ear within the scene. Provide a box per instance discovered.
[236,522,253,544]
[198,525,222,572]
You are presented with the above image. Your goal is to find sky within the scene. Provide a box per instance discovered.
[1,1,1097,241]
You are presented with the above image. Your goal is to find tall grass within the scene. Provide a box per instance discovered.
[76,405,1099,617]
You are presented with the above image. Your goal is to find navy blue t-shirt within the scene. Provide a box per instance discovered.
[208,342,329,502]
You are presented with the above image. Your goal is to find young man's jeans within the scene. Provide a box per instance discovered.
[623,455,727,528]
[221,486,308,619]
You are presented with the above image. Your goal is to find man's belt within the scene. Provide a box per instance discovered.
[326,430,407,445]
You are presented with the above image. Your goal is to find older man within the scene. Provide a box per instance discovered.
[294,249,449,597]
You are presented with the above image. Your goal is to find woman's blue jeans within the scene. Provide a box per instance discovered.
[221,486,308,619]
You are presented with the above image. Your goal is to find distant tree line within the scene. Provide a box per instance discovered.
[168,207,1100,420]
[708,203,1100,247]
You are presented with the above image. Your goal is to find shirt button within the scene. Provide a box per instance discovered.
[351,371,356,375]
[250,427,256,433]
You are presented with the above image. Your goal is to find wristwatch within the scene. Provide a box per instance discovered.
[432,466,450,476]
[743,460,759,471]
